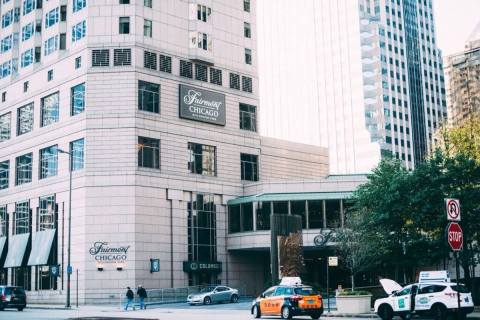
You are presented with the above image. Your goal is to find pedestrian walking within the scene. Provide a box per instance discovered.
[124,286,135,311]
[137,285,147,310]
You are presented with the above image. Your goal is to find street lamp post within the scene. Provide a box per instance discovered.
[58,148,72,308]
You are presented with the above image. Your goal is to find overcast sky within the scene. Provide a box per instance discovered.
[434,0,480,56]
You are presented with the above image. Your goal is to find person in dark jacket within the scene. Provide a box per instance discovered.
[137,285,147,310]
[124,287,135,311]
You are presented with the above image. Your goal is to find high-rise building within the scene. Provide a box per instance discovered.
[258,0,447,174]
[445,22,480,125]
[0,0,365,303]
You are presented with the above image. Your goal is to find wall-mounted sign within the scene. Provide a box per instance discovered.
[179,84,226,126]
[183,261,222,273]
[150,258,160,273]
[89,242,130,263]
[49,264,60,277]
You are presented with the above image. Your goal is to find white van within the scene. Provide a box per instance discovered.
[374,278,474,320]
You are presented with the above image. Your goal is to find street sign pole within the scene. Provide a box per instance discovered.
[326,260,330,313]
[455,251,461,320]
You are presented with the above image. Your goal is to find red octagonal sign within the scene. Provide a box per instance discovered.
[447,222,463,251]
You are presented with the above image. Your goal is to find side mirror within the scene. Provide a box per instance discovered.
[260,294,265,298]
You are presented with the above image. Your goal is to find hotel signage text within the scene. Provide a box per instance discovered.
[89,242,130,263]
[179,84,226,126]
[183,261,222,273]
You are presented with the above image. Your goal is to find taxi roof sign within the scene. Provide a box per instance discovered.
[279,277,302,286]
[419,270,450,283]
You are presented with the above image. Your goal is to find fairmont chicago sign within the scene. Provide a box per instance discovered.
[89,242,130,263]
[179,84,226,126]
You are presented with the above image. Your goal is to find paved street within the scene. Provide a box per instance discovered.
[1,300,353,320]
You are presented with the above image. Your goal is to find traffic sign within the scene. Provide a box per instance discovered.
[67,265,73,274]
[445,198,461,221]
[447,222,463,251]
[328,256,338,267]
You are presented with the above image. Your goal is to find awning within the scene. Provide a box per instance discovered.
[4,233,30,268]
[227,191,354,205]
[28,229,56,266]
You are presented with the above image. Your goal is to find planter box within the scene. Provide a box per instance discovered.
[335,295,372,314]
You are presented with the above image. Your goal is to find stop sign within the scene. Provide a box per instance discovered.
[447,222,463,251]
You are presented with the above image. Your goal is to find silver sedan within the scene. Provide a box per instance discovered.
[187,286,239,305]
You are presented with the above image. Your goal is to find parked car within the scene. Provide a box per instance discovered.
[0,286,27,311]
[251,283,323,319]
[375,277,474,320]
[187,286,239,305]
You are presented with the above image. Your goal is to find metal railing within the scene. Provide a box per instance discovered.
[118,283,248,309]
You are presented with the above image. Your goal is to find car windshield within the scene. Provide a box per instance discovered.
[200,286,216,293]
[294,287,318,295]
[451,285,470,293]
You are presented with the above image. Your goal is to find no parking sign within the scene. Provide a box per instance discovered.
[445,198,461,221]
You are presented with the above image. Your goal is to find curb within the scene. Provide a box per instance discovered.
[27,306,78,310]
[323,313,378,318]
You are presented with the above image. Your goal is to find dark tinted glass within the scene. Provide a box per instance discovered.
[294,287,318,295]
[451,285,469,293]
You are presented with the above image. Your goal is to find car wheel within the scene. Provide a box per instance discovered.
[310,313,321,319]
[17,307,24,311]
[400,313,411,320]
[203,296,212,305]
[432,304,447,320]
[230,294,239,303]
[281,306,292,319]
[253,305,261,319]
[378,304,393,320]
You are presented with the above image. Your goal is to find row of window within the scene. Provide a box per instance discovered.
[228,199,347,234]
[20,0,86,18]
[137,79,256,130]
[137,137,258,181]
[0,83,84,142]
[0,138,84,190]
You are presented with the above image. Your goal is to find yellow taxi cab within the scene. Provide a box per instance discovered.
[251,283,323,319]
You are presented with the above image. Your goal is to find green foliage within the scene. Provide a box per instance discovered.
[436,116,480,163]
[337,290,371,296]
[349,151,480,283]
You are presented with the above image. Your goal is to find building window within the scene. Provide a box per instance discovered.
[92,49,109,67]
[70,138,84,171]
[15,153,32,185]
[197,4,211,22]
[71,83,85,116]
[1,92,5,102]
[41,92,59,127]
[209,68,222,85]
[230,73,240,90]
[144,0,152,8]
[17,103,34,136]
[244,22,251,38]
[73,0,86,12]
[45,7,59,28]
[119,17,130,34]
[239,103,256,131]
[1,9,14,28]
[44,35,59,56]
[0,205,7,236]
[25,81,31,93]
[72,20,86,42]
[23,0,36,16]
[240,153,258,181]
[245,48,252,65]
[14,201,30,234]
[242,76,252,93]
[138,81,159,113]
[195,64,208,82]
[308,200,323,229]
[228,203,253,233]
[197,33,208,50]
[188,142,216,176]
[0,112,11,142]
[1,34,16,54]
[20,49,33,68]
[143,51,157,70]
[75,56,81,69]
[180,60,193,78]
[325,200,341,228]
[113,48,131,66]
[39,145,58,179]
[244,0,250,12]
[38,194,55,231]
[159,54,172,73]
[138,136,160,169]
[144,19,152,37]
[256,202,271,230]
[187,194,217,262]
[119,0,129,3]
[0,160,9,190]
[21,23,34,41]
[47,69,53,81]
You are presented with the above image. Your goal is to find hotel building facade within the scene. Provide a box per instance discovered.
[0,0,366,303]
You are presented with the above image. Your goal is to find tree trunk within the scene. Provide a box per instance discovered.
[351,274,355,292]
[461,246,472,290]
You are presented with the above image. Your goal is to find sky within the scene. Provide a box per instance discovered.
[434,0,480,56]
